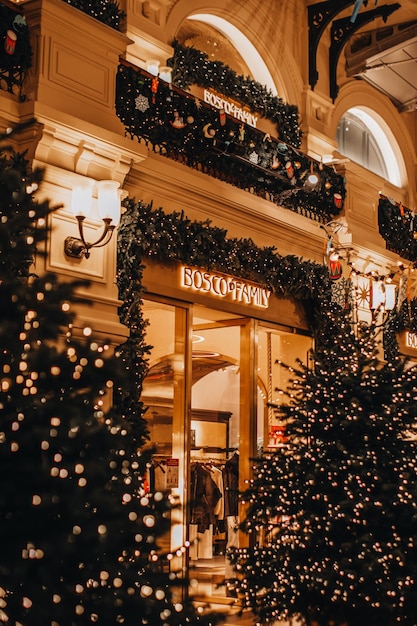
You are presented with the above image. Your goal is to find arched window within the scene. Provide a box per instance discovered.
[336,107,403,187]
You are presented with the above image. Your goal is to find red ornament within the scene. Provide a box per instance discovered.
[151,76,159,104]
[285,161,294,179]
[329,258,342,280]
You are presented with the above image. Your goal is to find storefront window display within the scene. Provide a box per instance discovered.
[140,296,312,602]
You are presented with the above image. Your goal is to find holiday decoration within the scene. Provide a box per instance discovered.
[117,198,333,308]
[0,144,218,626]
[61,0,125,30]
[0,2,31,96]
[4,30,17,55]
[170,110,187,128]
[151,75,159,104]
[378,195,417,261]
[135,93,150,112]
[115,61,347,223]
[328,256,342,279]
[230,305,417,626]
[168,40,303,148]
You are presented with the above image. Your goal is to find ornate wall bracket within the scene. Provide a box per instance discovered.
[329,3,401,101]
[308,0,401,101]
[308,0,359,90]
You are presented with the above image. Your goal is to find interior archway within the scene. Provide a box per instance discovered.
[178,14,278,96]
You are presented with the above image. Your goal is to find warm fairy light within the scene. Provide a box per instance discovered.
[143,515,155,528]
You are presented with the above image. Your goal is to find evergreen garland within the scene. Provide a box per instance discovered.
[378,196,417,262]
[117,197,417,368]
[117,198,333,323]
[62,0,125,30]
[168,40,302,148]
[116,62,346,223]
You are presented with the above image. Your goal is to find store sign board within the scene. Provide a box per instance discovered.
[203,89,258,128]
[180,265,271,309]
[166,458,179,489]
[406,331,417,350]
[398,330,417,356]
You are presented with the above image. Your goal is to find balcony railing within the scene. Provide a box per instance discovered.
[0,1,31,99]
[378,195,417,263]
[115,60,347,224]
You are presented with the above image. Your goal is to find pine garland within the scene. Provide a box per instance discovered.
[168,40,302,148]
[62,0,125,30]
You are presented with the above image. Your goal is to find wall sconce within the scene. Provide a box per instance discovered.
[159,66,173,84]
[64,179,121,260]
[146,59,160,76]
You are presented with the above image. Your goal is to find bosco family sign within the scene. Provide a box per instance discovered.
[180,265,271,309]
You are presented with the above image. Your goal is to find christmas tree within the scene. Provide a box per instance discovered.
[0,141,217,625]
[232,304,417,626]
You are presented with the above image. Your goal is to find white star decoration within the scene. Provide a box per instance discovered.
[135,94,150,113]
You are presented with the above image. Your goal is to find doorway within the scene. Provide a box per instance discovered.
[139,297,312,603]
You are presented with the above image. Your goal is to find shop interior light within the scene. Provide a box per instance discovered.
[64,179,121,260]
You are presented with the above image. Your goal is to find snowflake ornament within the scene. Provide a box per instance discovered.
[135,94,150,112]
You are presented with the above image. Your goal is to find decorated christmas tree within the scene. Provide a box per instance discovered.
[232,304,417,626]
[0,142,217,625]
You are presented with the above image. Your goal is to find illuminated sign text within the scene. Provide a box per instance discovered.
[406,331,417,350]
[203,89,258,128]
[181,266,271,309]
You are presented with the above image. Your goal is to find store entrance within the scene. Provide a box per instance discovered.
[138,297,312,604]
[188,305,247,602]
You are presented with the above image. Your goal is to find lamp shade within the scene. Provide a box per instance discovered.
[159,66,173,84]
[146,59,160,76]
[96,180,121,225]
[71,179,94,217]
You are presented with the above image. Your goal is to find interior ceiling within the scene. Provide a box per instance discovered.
[175,20,251,77]
[345,17,417,112]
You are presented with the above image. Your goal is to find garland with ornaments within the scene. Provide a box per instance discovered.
[117,201,417,364]
[0,2,31,97]
[116,61,346,223]
[62,0,125,30]
[378,195,417,262]
[167,40,302,148]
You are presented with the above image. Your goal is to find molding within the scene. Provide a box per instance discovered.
[33,119,145,184]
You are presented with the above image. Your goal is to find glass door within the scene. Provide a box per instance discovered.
[256,325,313,454]
[140,299,189,569]
[138,297,312,606]
[188,305,252,602]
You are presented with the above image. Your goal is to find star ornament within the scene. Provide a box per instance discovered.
[353,275,372,309]
[135,94,150,113]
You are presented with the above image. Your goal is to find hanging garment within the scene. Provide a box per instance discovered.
[223,453,239,517]
[190,463,222,533]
